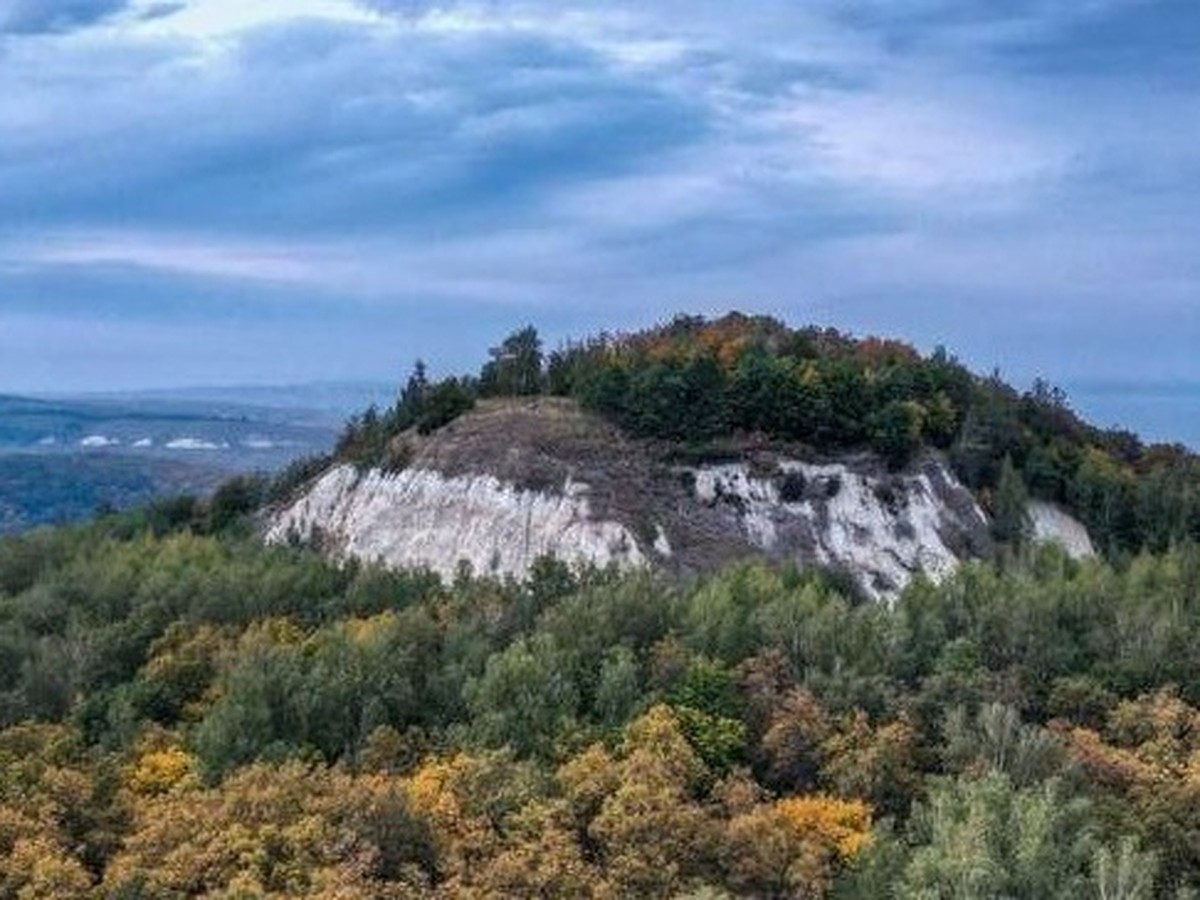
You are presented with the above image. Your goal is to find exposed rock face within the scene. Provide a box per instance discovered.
[690,459,989,599]
[266,399,1090,600]
[1029,500,1096,559]
[266,465,649,581]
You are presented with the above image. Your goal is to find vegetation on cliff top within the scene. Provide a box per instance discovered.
[334,312,1200,558]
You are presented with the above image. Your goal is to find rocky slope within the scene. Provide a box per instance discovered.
[267,398,1094,600]
[1029,500,1096,558]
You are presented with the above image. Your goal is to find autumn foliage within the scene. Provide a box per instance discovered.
[4,314,1200,895]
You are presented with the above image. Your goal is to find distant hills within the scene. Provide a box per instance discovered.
[0,452,226,534]
[0,384,392,533]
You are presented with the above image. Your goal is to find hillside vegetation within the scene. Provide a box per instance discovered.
[1,504,1199,896]
[3,314,1200,897]
[336,313,1200,559]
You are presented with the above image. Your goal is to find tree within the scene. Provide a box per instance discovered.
[723,793,873,897]
[869,400,926,470]
[480,326,543,397]
[104,762,434,896]
[991,455,1031,547]
[584,706,719,896]
[1093,837,1157,900]
[400,359,429,411]
[952,378,1023,489]
[900,773,1096,899]
[940,703,1064,786]
[416,378,475,434]
[465,634,579,758]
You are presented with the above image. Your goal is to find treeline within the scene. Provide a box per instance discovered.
[333,313,1200,558]
[554,314,968,461]
[1,502,1199,896]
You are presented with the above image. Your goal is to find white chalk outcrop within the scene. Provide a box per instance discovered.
[268,450,1001,601]
[691,459,989,600]
[267,464,650,581]
[1029,500,1096,559]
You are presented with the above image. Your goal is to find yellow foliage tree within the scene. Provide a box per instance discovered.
[104,762,431,898]
[1056,689,1200,890]
[0,723,126,896]
[582,705,719,897]
[126,746,198,797]
[723,794,872,898]
[0,836,92,900]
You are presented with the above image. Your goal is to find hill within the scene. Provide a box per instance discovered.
[270,396,1006,599]
[0,452,227,533]
[1,314,1199,896]
[271,313,1196,596]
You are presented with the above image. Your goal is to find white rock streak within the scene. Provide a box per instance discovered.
[267,465,647,580]
[269,456,1093,602]
[1029,500,1096,559]
[694,460,985,600]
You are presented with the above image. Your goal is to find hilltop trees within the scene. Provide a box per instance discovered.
[551,315,984,469]
[320,313,1200,558]
[479,325,544,397]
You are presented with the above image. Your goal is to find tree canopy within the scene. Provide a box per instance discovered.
[0,500,1199,896]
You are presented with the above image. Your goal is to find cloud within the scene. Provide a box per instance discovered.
[137,2,185,22]
[1,231,322,285]
[0,12,711,238]
[353,0,438,17]
[1,0,1198,451]
[0,0,130,33]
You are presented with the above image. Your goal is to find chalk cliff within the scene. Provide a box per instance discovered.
[267,398,1094,600]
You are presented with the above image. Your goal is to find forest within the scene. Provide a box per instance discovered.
[2,314,1200,897]
[0,489,1199,896]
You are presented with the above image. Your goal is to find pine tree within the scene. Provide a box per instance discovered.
[992,455,1031,546]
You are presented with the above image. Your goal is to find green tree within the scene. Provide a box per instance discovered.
[900,773,1096,899]
[480,326,544,396]
[416,378,475,434]
[465,634,579,758]
[1093,837,1157,900]
[991,455,1031,547]
[869,400,926,470]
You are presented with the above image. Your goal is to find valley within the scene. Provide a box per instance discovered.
[0,387,387,532]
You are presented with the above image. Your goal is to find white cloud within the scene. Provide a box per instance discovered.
[771,83,1071,207]
[5,232,321,284]
[127,0,381,38]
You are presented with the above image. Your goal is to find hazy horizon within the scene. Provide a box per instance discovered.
[10,370,1200,451]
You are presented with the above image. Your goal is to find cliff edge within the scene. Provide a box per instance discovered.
[267,398,1092,600]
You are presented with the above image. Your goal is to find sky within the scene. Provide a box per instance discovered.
[1,0,1198,442]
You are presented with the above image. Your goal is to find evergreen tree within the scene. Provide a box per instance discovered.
[480,326,544,397]
[992,455,1031,547]
[400,359,429,410]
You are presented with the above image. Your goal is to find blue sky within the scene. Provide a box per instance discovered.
[1,0,1198,442]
